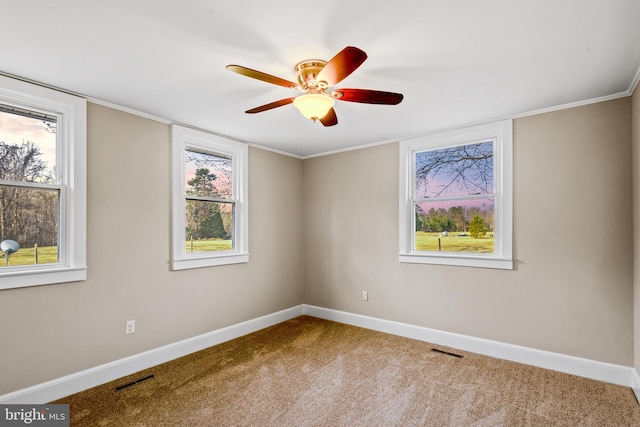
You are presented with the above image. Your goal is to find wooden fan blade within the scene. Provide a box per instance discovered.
[316,46,367,86]
[335,88,404,105]
[320,108,338,127]
[226,65,298,89]
[245,98,295,114]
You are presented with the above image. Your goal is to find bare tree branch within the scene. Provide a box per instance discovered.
[416,141,493,198]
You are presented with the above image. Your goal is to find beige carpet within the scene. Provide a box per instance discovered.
[54,316,640,426]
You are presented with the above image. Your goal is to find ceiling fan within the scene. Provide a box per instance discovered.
[226,46,403,126]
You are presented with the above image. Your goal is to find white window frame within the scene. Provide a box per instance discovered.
[0,75,87,289]
[399,120,513,270]
[171,124,248,270]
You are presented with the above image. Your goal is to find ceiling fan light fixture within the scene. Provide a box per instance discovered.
[227,46,403,126]
[293,93,335,121]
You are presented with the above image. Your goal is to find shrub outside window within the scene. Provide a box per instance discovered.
[399,120,512,269]
[171,125,248,270]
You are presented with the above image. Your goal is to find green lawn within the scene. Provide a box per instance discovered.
[1,245,58,267]
[1,235,488,267]
[186,239,233,252]
[415,231,494,253]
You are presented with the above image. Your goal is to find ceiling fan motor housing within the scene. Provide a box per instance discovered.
[294,60,328,92]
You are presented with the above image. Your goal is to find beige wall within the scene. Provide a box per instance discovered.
[1,96,637,396]
[304,98,634,366]
[633,86,640,376]
[0,103,305,394]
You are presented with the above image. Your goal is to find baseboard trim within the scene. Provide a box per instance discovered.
[2,303,635,404]
[0,305,304,404]
[632,369,640,404]
[302,305,635,388]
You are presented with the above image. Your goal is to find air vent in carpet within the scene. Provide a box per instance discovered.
[431,348,464,358]
[115,374,155,391]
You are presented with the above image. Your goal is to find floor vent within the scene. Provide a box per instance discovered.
[115,374,155,391]
[431,348,464,358]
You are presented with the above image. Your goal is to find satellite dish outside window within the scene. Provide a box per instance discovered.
[1,239,20,266]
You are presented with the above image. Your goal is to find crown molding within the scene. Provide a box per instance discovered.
[4,68,639,161]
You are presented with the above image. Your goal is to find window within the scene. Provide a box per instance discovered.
[171,125,248,270]
[0,75,87,289]
[399,120,512,269]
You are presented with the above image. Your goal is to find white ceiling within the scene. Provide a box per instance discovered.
[2,1,640,158]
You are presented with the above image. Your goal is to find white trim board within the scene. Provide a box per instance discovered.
[0,306,304,404]
[633,369,640,405]
[302,305,635,388]
[1,304,636,404]
[3,70,636,161]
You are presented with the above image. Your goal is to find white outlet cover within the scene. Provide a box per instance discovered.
[125,320,136,334]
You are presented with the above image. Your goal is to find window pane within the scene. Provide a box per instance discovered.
[415,140,493,198]
[415,198,494,253]
[0,104,57,184]
[184,149,232,199]
[185,200,233,252]
[0,185,59,266]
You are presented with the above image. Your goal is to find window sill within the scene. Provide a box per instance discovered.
[171,253,249,271]
[0,266,87,290]
[399,252,513,270]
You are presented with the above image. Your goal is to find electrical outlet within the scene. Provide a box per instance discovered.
[362,291,368,301]
[125,320,136,335]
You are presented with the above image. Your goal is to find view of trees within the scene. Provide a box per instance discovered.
[186,168,229,240]
[0,140,58,250]
[414,141,494,239]
[415,204,493,235]
[184,150,233,246]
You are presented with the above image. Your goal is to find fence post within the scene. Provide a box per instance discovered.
[34,243,38,264]
[438,238,441,252]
